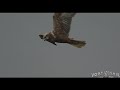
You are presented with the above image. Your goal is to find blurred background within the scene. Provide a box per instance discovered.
[0,13,120,77]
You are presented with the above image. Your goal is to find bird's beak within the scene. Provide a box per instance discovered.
[39,34,44,39]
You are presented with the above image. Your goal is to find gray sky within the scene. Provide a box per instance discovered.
[0,13,120,77]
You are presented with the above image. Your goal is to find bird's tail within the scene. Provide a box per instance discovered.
[68,39,86,48]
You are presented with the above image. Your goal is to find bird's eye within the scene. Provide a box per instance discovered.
[44,36,49,40]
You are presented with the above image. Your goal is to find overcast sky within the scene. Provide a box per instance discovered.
[0,13,120,77]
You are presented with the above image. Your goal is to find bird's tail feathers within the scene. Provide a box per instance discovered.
[68,39,86,48]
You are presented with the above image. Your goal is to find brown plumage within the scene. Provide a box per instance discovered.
[39,13,86,48]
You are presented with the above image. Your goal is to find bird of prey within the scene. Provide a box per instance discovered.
[39,13,86,48]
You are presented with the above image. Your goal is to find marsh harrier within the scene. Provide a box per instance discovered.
[39,13,86,48]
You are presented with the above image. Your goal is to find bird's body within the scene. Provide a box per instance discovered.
[39,13,86,48]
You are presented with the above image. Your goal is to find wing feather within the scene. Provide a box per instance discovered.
[53,13,76,36]
[60,13,76,34]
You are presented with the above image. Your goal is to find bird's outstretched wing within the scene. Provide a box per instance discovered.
[53,13,76,36]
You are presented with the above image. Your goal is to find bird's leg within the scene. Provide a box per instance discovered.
[48,41,57,46]
[52,42,57,46]
[53,43,57,46]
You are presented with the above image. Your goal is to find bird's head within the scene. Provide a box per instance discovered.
[39,33,50,41]
[39,33,57,46]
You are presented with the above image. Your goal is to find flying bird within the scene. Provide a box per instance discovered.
[39,13,86,48]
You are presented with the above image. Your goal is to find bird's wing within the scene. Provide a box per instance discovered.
[53,13,76,36]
